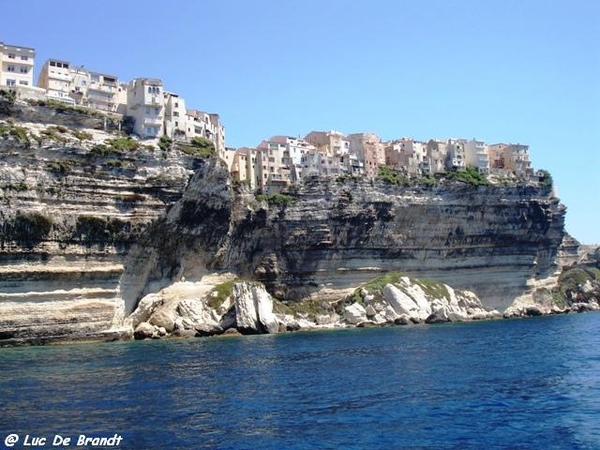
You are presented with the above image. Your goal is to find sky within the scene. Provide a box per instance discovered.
[3,0,599,243]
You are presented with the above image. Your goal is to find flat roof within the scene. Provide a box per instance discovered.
[1,42,35,52]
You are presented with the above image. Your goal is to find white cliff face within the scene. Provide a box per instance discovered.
[233,282,279,334]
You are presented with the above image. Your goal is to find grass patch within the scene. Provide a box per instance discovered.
[0,123,30,145]
[207,280,236,310]
[71,129,93,142]
[414,278,450,299]
[279,298,334,318]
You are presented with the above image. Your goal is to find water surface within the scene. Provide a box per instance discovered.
[1,314,599,449]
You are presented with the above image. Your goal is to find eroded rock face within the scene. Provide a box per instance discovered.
[126,174,573,318]
[0,104,200,343]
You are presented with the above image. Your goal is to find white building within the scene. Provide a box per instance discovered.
[37,59,75,104]
[126,78,165,138]
[0,42,35,89]
[463,139,490,174]
[87,71,120,112]
[164,92,187,140]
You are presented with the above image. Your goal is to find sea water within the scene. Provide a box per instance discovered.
[1,314,599,449]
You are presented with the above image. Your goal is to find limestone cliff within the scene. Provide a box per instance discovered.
[122,161,575,315]
[0,101,199,343]
[0,100,592,344]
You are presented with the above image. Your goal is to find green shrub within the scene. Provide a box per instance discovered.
[1,181,28,191]
[446,165,489,185]
[71,129,93,141]
[105,136,140,152]
[41,126,68,144]
[377,165,407,185]
[0,89,16,103]
[4,212,53,246]
[537,169,553,189]
[256,193,294,207]
[0,124,30,145]
[47,159,76,176]
[90,144,114,156]
[73,215,128,245]
[177,136,216,158]
[158,135,172,152]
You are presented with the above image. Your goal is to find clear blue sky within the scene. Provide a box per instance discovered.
[4,0,599,243]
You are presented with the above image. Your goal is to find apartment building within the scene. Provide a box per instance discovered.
[463,139,490,174]
[37,59,75,104]
[385,139,428,176]
[446,139,466,171]
[164,92,187,140]
[38,59,124,112]
[185,109,226,155]
[126,78,165,138]
[348,133,385,178]
[87,71,120,112]
[304,130,350,156]
[0,41,35,88]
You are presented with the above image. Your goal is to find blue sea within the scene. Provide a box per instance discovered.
[1,314,599,450]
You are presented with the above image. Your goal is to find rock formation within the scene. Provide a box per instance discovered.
[0,100,596,344]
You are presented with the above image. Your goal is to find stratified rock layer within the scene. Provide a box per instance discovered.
[124,166,574,317]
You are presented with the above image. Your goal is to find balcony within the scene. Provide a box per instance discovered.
[49,72,71,82]
[144,117,163,125]
[88,83,116,93]
[144,94,163,106]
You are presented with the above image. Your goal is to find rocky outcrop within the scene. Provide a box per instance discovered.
[233,282,279,334]
[351,274,500,325]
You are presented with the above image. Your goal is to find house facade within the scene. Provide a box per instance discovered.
[0,42,35,88]
[126,78,165,138]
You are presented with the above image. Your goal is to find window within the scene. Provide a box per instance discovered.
[19,80,28,85]
[6,79,16,86]
[174,102,179,108]
[20,55,28,61]
[8,53,15,59]
[20,67,28,73]
[7,66,15,72]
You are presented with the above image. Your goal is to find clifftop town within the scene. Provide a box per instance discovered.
[3,39,543,196]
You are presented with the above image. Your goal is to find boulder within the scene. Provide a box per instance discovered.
[382,284,424,320]
[344,302,367,325]
[133,321,158,340]
[177,299,222,335]
[365,304,377,317]
[233,282,279,334]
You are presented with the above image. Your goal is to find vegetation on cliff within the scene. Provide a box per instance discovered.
[551,266,600,307]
